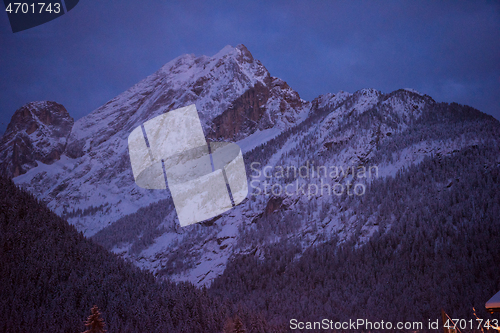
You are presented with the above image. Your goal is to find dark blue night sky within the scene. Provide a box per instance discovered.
[1,1,499,134]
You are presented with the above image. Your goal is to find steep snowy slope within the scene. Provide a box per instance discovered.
[5,44,309,236]
[92,87,500,285]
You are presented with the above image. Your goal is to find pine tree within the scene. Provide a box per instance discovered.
[82,305,107,333]
[223,315,246,333]
[233,316,246,333]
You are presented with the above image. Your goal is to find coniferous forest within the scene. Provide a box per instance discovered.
[0,175,282,333]
[211,144,500,327]
[2,140,500,332]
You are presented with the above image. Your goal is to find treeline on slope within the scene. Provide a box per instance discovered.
[91,197,176,255]
[314,94,499,168]
[0,175,285,333]
[236,101,500,251]
[210,144,500,332]
[92,197,223,276]
[371,101,500,164]
[62,203,109,219]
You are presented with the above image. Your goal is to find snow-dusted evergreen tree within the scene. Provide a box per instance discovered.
[83,305,106,333]
[223,315,246,333]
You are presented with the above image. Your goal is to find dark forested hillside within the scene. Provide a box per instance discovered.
[0,175,283,333]
[210,144,500,331]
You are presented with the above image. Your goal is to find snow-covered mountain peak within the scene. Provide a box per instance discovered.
[318,87,435,137]
[0,101,74,177]
[402,88,424,96]
[350,88,382,113]
[319,88,382,120]
[64,45,284,159]
[5,101,72,133]
[158,44,268,88]
[210,44,255,63]
[213,44,237,58]
[5,45,309,235]
[380,88,435,123]
[355,87,381,96]
[314,91,353,109]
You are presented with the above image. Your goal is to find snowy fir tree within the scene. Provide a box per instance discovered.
[83,305,106,333]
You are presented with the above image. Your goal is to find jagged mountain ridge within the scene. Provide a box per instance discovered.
[93,86,499,286]
[2,45,499,286]
[3,44,309,236]
[0,101,74,177]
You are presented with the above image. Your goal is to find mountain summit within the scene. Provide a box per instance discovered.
[65,43,309,159]
[0,101,73,177]
[0,45,309,235]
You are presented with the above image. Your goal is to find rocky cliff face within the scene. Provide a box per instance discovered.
[0,101,73,177]
[208,76,307,141]
[1,44,309,236]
